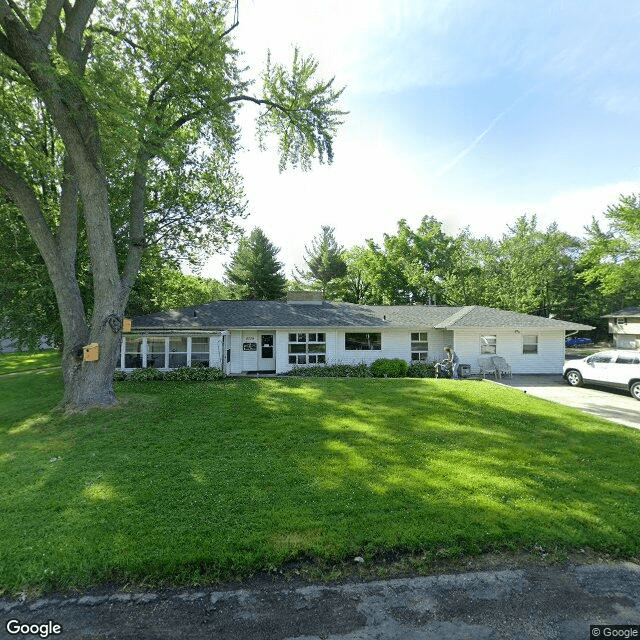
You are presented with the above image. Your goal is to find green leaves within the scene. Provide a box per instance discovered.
[257,47,347,171]
[224,227,287,300]
[579,194,640,305]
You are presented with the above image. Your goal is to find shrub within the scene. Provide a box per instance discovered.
[164,366,226,382]
[407,361,436,378]
[370,358,409,378]
[286,363,373,378]
[128,367,166,382]
[113,369,128,382]
[123,366,227,382]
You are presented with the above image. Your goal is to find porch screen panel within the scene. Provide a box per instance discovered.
[191,337,210,366]
[124,337,142,368]
[169,337,188,368]
[146,337,166,368]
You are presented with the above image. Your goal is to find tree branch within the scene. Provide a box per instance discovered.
[87,24,143,51]
[57,154,78,272]
[37,0,64,43]
[3,0,33,33]
[121,148,150,295]
[62,0,96,54]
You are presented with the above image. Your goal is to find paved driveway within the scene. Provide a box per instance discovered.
[495,374,640,430]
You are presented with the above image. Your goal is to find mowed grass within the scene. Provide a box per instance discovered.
[0,350,60,375]
[1,365,639,596]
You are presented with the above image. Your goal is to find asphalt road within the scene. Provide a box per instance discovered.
[2,562,640,639]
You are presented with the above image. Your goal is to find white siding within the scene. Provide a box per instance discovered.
[225,326,569,375]
[428,330,453,361]
[452,328,566,374]
[209,335,224,370]
[227,330,244,375]
[275,330,290,374]
[240,330,259,372]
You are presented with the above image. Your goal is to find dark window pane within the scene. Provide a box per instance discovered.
[289,333,297,342]
[308,343,326,353]
[345,332,381,350]
[308,333,317,342]
[298,333,306,342]
[317,355,326,363]
[289,355,296,364]
[125,354,142,368]
[317,333,325,342]
[169,353,188,368]
[308,355,317,364]
[288,344,307,354]
[262,346,273,359]
[411,332,419,341]
[261,334,273,347]
[297,355,306,364]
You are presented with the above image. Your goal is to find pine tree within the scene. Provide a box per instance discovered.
[294,226,347,298]
[224,228,287,300]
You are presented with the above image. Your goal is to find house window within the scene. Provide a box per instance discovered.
[146,337,166,368]
[480,335,497,355]
[124,337,142,368]
[288,332,326,365]
[411,332,429,361]
[169,337,187,368]
[345,332,381,351]
[616,317,627,326]
[191,337,210,367]
[523,335,538,354]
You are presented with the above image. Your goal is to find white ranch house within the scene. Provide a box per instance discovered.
[120,292,593,375]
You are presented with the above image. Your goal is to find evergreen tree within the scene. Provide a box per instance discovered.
[294,226,347,298]
[224,228,287,300]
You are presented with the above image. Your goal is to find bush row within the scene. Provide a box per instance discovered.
[114,365,227,382]
[286,359,436,379]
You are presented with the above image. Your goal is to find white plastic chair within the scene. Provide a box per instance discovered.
[478,356,500,379]
[492,356,512,379]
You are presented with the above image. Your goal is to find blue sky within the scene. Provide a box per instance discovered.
[203,0,640,279]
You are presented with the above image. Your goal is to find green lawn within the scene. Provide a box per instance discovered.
[0,350,60,375]
[1,364,639,596]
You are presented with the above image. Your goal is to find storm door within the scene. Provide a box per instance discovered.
[258,333,276,372]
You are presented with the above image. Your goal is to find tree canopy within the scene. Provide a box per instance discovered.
[294,225,346,299]
[224,227,287,300]
[0,0,345,408]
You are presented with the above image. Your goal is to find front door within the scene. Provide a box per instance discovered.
[258,334,276,372]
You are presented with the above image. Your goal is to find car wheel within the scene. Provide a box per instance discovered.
[630,381,640,401]
[565,370,583,387]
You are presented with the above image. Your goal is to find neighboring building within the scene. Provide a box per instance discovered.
[121,292,594,375]
[602,307,640,349]
[0,337,53,353]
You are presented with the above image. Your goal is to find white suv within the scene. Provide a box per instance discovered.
[563,350,640,400]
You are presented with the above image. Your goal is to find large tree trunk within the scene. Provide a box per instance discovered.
[60,326,122,410]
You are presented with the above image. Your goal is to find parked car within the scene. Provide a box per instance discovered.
[565,336,593,347]
[563,350,640,400]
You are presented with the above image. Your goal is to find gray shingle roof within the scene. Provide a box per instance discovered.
[132,301,594,331]
[602,307,640,318]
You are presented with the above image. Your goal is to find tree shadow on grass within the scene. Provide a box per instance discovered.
[1,376,639,595]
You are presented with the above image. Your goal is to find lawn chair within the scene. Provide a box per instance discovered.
[478,355,500,379]
[492,356,512,379]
